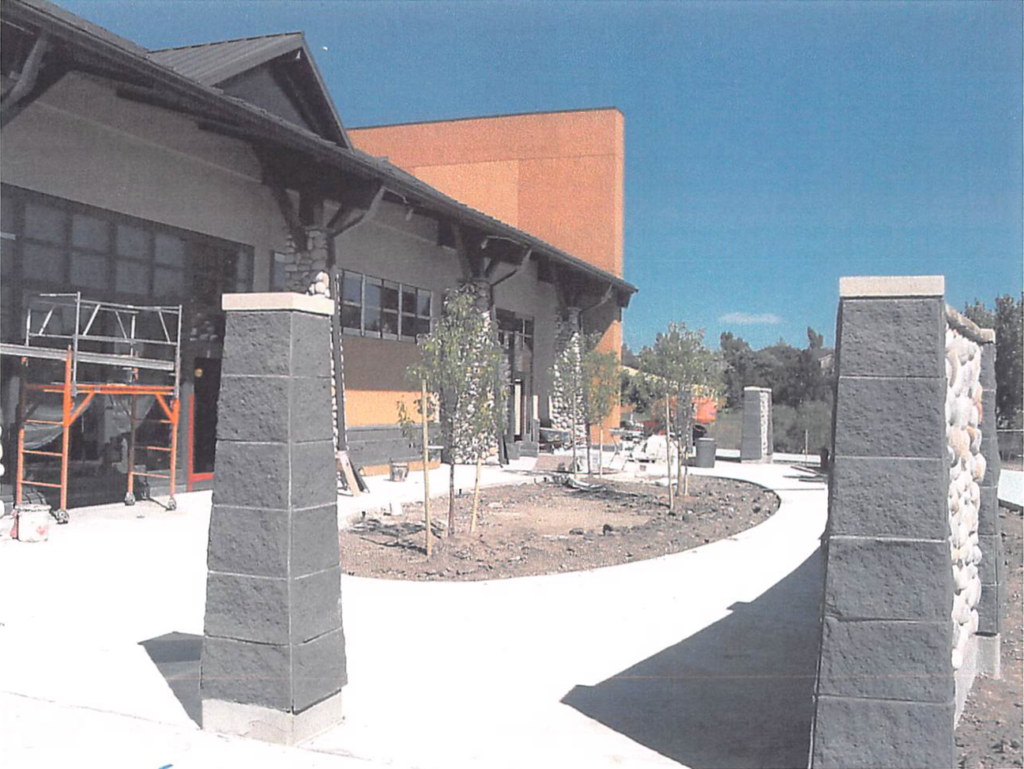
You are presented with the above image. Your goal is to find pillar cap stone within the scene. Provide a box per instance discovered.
[222,292,334,316]
[839,275,945,298]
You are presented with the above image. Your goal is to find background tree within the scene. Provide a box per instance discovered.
[401,284,506,541]
[965,293,1023,429]
[583,340,620,475]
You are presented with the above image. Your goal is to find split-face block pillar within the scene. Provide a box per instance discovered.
[740,386,773,462]
[200,293,345,745]
[811,276,954,769]
[975,332,1002,675]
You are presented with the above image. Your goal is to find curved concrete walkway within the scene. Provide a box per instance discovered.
[0,461,827,769]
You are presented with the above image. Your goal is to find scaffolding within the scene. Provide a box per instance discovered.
[0,293,182,521]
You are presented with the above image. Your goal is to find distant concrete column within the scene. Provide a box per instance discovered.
[811,276,953,769]
[200,293,345,745]
[740,387,773,462]
[975,332,1003,675]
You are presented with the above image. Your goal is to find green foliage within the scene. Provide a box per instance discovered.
[401,284,507,462]
[583,345,620,429]
[718,328,833,409]
[637,322,722,441]
[638,323,721,400]
[621,365,661,415]
[772,400,833,454]
[964,293,1023,428]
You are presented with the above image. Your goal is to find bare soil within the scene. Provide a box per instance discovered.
[957,503,1024,769]
[340,475,779,581]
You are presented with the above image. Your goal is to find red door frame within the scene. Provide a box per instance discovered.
[186,392,214,491]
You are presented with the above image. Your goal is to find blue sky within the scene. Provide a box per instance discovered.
[62,0,1023,351]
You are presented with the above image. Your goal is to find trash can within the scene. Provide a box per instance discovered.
[695,437,716,468]
[389,460,409,482]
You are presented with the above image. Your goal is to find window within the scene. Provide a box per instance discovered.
[0,185,255,346]
[338,268,432,342]
[270,251,290,292]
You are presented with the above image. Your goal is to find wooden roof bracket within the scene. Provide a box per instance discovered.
[255,147,307,249]
[489,245,532,288]
[327,180,385,237]
[1,34,66,129]
[452,224,480,282]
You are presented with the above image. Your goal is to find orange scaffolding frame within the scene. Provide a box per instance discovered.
[1,293,182,521]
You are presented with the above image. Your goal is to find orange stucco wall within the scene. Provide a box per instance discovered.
[342,335,424,427]
[349,109,626,434]
[349,109,624,278]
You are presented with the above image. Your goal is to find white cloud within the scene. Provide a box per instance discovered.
[718,311,782,325]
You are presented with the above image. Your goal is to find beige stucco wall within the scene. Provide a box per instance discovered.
[0,72,287,284]
[335,200,575,429]
[333,201,462,426]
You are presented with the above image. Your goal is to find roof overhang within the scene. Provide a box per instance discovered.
[2,0,637,307]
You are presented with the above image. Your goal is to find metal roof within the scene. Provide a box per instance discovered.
[148,32,350,147]
[148,33,306,87]
[5,0,637,299]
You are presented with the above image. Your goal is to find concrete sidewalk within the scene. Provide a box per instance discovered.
[999,469,1023,510]
[0,460,827,769]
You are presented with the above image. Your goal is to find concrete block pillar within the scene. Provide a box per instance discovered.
[811,276,954,769]
[740,386,773,463]
[975,332,1002,674]
[200,293,345,745]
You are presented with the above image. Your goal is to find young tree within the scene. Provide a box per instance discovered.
[401,284,506,542]
[639,323,720,507]
[583,342,620,476]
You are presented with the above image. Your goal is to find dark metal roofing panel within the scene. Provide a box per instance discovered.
[6,0,636,297]
[147,33,304,87]
[11,0,149,55]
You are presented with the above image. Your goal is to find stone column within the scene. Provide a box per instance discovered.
[200,292,345,745]
[285,227,331,294]
[976,333,1003,676]
[740,386,773,463]
[811,276,954,769]
[551,306,585,445]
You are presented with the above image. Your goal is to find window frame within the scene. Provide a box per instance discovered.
[338,267,433,343]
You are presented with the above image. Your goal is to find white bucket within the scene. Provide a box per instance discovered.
[15,504,52,543]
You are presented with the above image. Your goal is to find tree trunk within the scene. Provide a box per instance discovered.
[665,396,674,512]
[422,379,431,557]
[448,460,456,538]
[586,422,593,475]
[470,455,482,533]
[598,426,604,478]
[571,398,579,478]
[681,419,689,498]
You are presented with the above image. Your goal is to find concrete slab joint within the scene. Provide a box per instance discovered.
[200,296,346,746]
[810,277,992,769]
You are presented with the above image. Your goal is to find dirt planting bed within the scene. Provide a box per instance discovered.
[339,475,779,581]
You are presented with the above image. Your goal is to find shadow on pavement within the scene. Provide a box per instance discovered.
[563,547,823,769]
[140,631,202,726]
